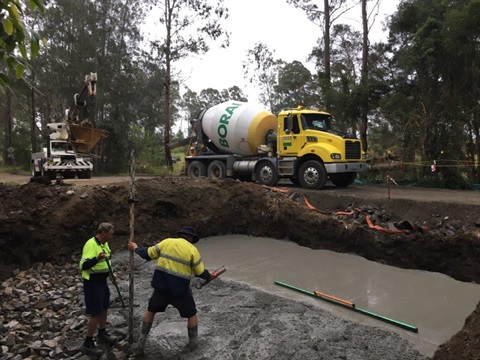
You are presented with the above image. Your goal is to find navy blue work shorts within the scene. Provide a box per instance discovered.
[83,278,110,316]
[148,288,197,318]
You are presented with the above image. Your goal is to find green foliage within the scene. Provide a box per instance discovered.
[0,0,44,86]
[308,23,365,131]
[272,60,317,113]
[383,0,480,187]
[153,0,230,62]
[220,86,247,103]
[286,0,349,27]
[243,42,279,111]
[130,123,165,169]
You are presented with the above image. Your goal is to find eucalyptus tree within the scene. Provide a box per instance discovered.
[198,86,247,107]
[387,0,480,186]
[220,86,247,103]
[288,0,383,150]
[359,0,368,143]
[129,60,179,169]
[287,0,355,111]
[182,88,204,124]
[308,23,363,133]
[243,42,279,112]
[272,60,316,113]
[149,0,229,169]
[198,88,222,108]
[181,85,247,132]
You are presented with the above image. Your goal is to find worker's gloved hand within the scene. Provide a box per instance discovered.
[127,241,137,252]
[109,272,120,283]
[97,252,106,261]
[208,272,217,281]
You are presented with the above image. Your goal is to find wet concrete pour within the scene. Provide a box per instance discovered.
[111,235,480,359]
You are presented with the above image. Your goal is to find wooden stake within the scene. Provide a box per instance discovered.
[128,149,137,343]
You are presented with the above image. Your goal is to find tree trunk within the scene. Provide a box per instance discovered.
[164,0,173,170]
[359,0,369,152]
[31,73,37,153]
[4,88,12,165]
[324,0,331,111]
[473,109,480,183]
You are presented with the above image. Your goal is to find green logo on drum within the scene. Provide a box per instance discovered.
[218,102,242,147]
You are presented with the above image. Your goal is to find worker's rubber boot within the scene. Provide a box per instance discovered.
[97,328,117,346]
[80,337,104,357]
[187,326,198,351]
[134,321,152,356]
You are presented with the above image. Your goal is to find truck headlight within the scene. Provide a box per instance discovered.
[330,153,341,160]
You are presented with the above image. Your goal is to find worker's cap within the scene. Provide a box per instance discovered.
[178,226,200,244]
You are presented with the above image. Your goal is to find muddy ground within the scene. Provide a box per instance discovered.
[0,174,480,359]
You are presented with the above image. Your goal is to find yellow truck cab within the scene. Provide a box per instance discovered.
[269,106,366,189]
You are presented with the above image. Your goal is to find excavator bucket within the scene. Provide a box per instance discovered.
[68,124,108,154]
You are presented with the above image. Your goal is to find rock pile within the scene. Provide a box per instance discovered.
[0,261,133,359]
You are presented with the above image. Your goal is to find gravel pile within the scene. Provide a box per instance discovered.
[0,261,132,359]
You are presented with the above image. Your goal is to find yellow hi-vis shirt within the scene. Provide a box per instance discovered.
[79,237,111,280]
[148,237,205,280]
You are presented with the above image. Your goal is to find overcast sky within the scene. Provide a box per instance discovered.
[143,0,402,108]
[163,0,401,103]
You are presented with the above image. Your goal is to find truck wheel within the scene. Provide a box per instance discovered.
[187,161,207,178]
[330,172,356,187]
[84,170,92,179]
[298,160,327,190]
[255,161,279,187]
[207,161,226,179]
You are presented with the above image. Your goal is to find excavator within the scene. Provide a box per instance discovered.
[31,73,108,180]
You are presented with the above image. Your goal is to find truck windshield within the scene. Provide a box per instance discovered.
[51,142,74,152]
[301,114,333,131]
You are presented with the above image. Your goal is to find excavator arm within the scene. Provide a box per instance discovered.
[61,73,107,154]
[66,73,97,123]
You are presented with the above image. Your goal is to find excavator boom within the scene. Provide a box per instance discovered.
[67,73,97,123]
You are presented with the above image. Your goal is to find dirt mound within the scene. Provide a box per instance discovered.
[0,176,479,359]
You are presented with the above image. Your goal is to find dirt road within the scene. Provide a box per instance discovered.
[3,172,480,205]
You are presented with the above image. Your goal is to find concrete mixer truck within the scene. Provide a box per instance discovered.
[182,101,367,189]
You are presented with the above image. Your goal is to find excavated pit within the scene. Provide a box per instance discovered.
[0,176,479,359]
